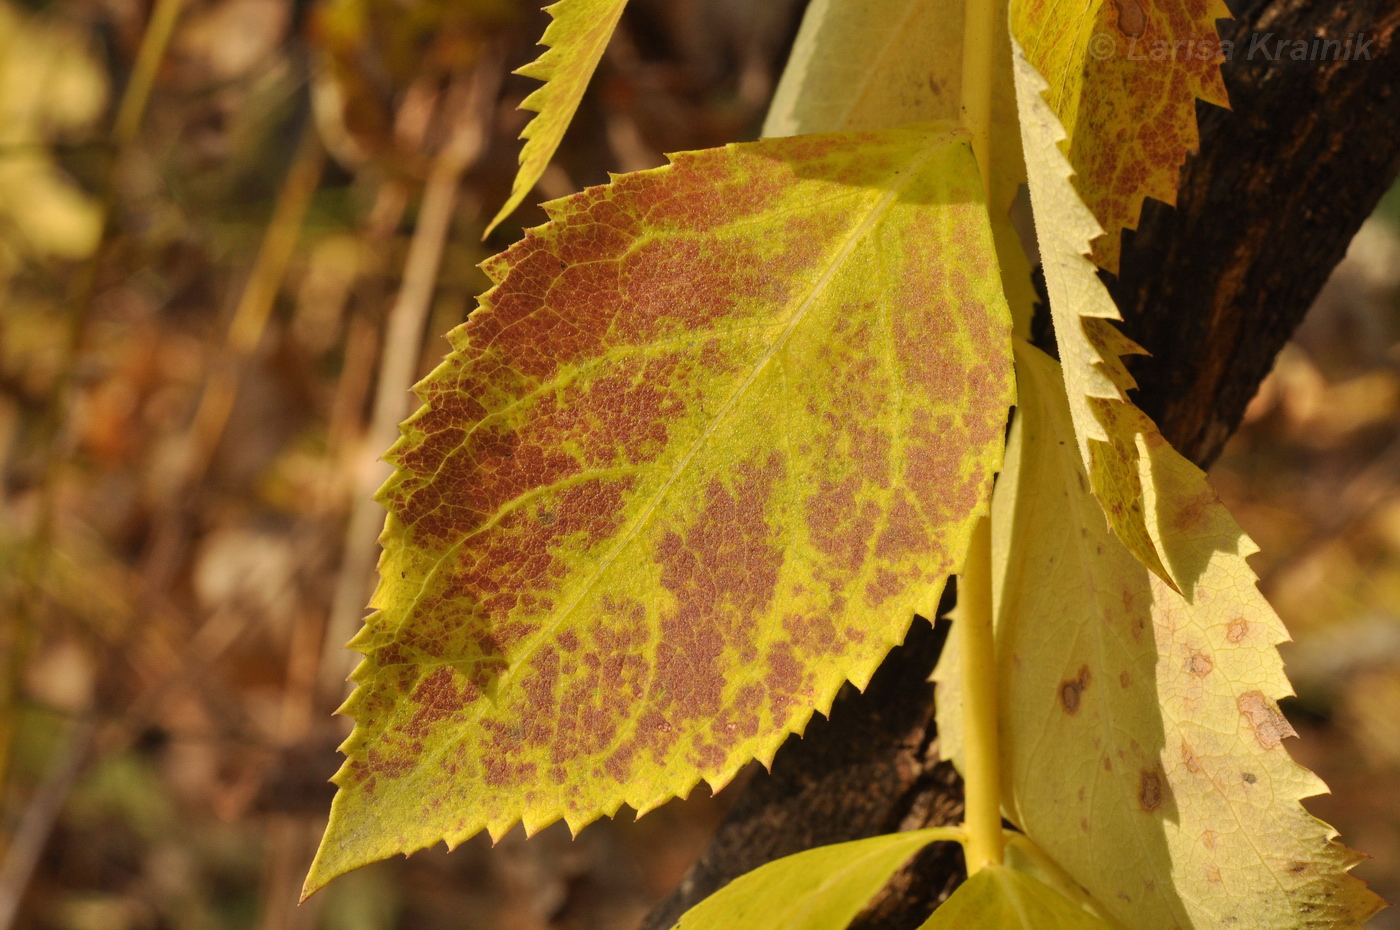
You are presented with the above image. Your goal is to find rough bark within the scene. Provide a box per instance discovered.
[640,1,1400,927]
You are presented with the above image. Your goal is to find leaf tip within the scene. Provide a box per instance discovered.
[300,830,358,903]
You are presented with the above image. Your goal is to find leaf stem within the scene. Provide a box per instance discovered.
[957,517,1004,872]
[955,0,1005,876]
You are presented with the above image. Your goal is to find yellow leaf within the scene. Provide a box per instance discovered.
[763,0,1034,338]
[1010,0,1229,272]
[674,829,959,930]
[305,124,1015,895]
[984,341,1383,930]
[1012,39,1174,588]
[483,0,628,236]
[918,865,1112,929]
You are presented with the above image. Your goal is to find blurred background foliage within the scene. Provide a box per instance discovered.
[0,0,1395,927]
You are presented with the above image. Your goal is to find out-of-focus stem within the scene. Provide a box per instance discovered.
[112,0,188,147]
[0,720,93,930]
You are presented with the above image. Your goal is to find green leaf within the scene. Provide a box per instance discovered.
[674,829,957,930]
[483,0,629,236]
[918,865,1112,929]
[1009,0,1230,273]
[976,340,1383,929]
[763,0,1034,337]
[304,124,1015,895]
[1011,39,1175,588]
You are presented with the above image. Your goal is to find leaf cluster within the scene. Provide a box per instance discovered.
[305,2,1388,928]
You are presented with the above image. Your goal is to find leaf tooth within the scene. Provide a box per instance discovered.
[478,252,512,285]
[538,197,571,222]
[704,766,741,797]
[630,794,668,820]
[486,816,518,845]
[522,810,554,838]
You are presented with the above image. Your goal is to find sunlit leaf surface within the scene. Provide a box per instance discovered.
[763,0,1034,335]
[306,123,1014,894]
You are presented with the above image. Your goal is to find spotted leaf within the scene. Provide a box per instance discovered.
[305,123,1015,894]
[483,0,629,236]
[962,341,1382,929]
[1010,0,1229,272]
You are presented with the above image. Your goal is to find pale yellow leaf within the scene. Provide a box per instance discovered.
[986,340,1383,930]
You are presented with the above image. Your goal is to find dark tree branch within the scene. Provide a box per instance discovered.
[640,2,1400,928]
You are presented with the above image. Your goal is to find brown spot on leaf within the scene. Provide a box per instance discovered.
[1238,691,1296,749]
[1205,865,1223,884]
[1131,614,1147,642]
[1226,617,1249,643]
[1119,670,1132,688]
[1171,489,1217,532]
[404,667,479,739]
[1114,0,1147,37]
[1184,652,1213,677]
[1060,665,1092,714]
[1139,769,1164,812]
[1181,740,1201,774]
[1242,772,1257,784]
